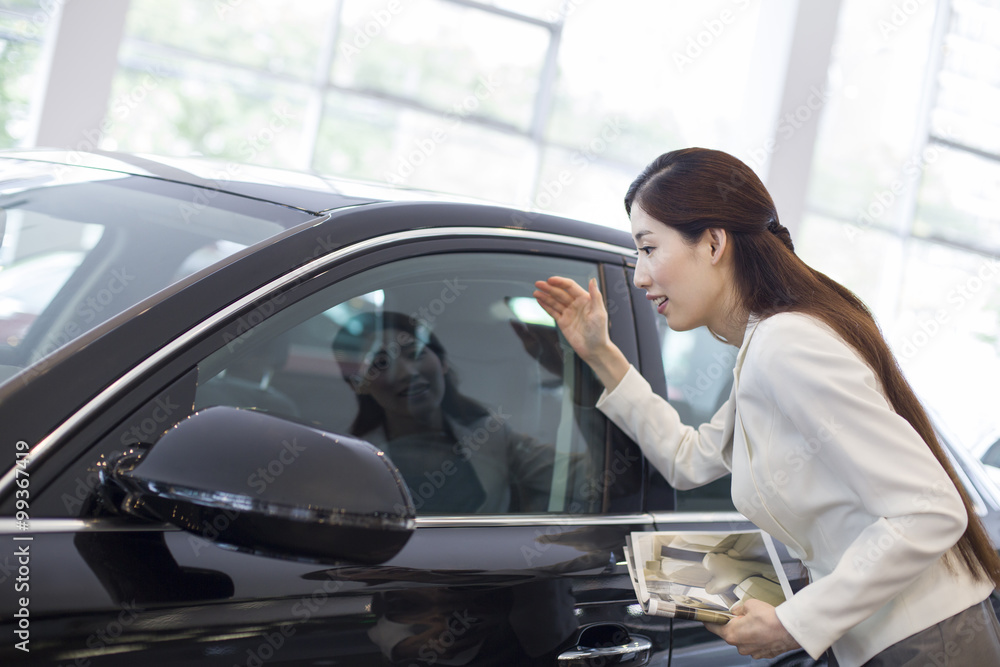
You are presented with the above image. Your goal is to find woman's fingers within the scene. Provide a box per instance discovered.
[536,276,587,300]
[532,286,565,314]
[533,292,561,319]
[586,277,604,306]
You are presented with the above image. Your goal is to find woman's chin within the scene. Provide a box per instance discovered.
[663,315,695,332]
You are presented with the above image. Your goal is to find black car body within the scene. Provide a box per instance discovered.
[0,150,996,666]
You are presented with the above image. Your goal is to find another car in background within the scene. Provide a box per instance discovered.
[970,428,1000,491]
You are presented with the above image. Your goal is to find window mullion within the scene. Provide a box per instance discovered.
[879,0,953,327]
[300,0,345,170]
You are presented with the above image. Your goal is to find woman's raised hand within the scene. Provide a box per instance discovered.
[533,276,630,391]
[533,277,608,361]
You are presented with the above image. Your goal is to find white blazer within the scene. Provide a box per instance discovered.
[597,312,993,667]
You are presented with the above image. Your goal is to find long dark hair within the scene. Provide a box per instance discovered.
[331,311,489,437]
[625,147,1000,586]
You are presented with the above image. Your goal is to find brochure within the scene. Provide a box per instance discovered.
[623,529,792,624]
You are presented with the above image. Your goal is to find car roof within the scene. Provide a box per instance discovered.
[0,149,503,218]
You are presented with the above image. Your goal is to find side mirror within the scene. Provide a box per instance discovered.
[106,406,415,564]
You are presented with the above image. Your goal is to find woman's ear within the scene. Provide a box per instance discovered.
[707,228,728,265]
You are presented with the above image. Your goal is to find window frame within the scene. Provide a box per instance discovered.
[22,231,652,523]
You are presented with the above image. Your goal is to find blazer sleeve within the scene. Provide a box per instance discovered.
[596,365,734,490]
[750,316,971,658]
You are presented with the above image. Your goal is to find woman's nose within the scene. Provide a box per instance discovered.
[392,354,419,376]
[633,259,651,289]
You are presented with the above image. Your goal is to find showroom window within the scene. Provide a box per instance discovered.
[99,0,762,228]
[0,1,54,148]
[798,0,1000,446]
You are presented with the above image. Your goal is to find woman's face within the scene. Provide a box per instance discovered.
[630,205,729,333]
[356,327,447,423]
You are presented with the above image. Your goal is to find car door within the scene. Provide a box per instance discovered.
[2,224,678,665]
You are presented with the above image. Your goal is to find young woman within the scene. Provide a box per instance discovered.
[534,148,1000,666]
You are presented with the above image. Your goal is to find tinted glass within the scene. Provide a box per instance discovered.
[193,252,607,515]
[0,159,302,388]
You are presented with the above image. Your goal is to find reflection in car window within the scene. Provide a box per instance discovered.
[0,162,291,388]
[194,253,608,515]
[654,318,739,512]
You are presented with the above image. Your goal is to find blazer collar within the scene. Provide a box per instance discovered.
[732,315,763,384]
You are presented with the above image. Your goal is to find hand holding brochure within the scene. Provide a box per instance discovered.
[622,529,792,624]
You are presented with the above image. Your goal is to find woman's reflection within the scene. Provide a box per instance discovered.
[331,311,558,514]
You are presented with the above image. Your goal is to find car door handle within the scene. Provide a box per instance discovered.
[556,626,652,665]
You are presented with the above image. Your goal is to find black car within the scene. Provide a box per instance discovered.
[0,150,996,666]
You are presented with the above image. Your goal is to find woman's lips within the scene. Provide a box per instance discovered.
[399,380,430,397]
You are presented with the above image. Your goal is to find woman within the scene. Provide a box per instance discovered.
[331,311,557,514]
[534,148,1000,666]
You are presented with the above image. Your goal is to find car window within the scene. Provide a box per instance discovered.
[0,161,296,388]
[191,252,608,516]
[654,318,738,512]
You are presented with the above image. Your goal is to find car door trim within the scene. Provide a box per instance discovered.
[1,225,634,497]
[0,518,177,534]
[649,510,754,526]
[0,511,754,534]
[415,514,656,528]
[0,515,654,534]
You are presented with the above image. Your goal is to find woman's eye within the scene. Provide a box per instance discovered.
[638,246,653,256]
